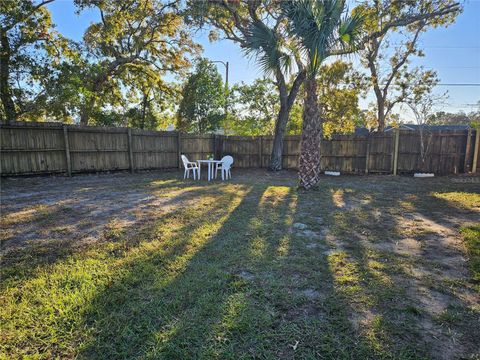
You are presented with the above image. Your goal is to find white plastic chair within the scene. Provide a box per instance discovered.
[181,155,199,180]
[215,155,233,180]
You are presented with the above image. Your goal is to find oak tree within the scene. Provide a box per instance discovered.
[0,0,69,122]
[355,0,461,131]
[73,0,199,125]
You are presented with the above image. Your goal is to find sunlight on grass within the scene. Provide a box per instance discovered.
[214,292,248,342]
[276,235,290,258]
[249,186,296,261]
[328,252,362,290]
[137,191,250,348]
[249,236,267,259]
[367,260,394,287]
[258,186,292,208]
[0,184,250,359]
[0,204,49,227]
[331,189,346,208]
[431,191,480,211]
[398,194,419,211]
[149,179,180,187]
[2,173,479,359]
[460,224,480,285]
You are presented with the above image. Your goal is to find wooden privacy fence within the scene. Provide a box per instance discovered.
[1,122,479,176]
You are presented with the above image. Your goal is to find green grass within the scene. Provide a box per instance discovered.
[1,172,479,359]
[460,224,480,284]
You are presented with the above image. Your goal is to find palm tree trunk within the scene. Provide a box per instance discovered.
[299,76,322,189]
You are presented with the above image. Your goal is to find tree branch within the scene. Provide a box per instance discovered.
[369,2,460,40]
[382,22,424,98]
[3,0,55,32]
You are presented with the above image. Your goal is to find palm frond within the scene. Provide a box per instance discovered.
[281,0,363,75]
[337,11,365,51]
[242,21,292,76]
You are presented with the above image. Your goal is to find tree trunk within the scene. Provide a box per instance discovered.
[0,29,17,123]
[80,107,90,126]
[268,97,289,170]
[140,93,147,129]
[299,76,322,189]
[268,70,306,171]
[377,97,386,132]
[80,97,96,126]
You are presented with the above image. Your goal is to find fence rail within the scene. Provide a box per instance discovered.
[1,122,478,176]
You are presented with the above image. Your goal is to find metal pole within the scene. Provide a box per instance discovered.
[211,60,229,118]
[225,61,229,89]
[225,61,229,117]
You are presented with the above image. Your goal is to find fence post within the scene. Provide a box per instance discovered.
[464,129,472,173]
[213,134,217,159]
[63,125,72,177]
[472,129,479,173]
[259,136,263,168]
[365,134,370,174]
[392,129,400,175]
[177,132,182,169]
[221,135,225,157]
[127,128,134,173]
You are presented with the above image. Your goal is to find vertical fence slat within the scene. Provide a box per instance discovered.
[464,128,472,173]
[177,132,181,169]
[127,128,134,173]
[259,136,263,168]
[63,125,72,176]
[472,130,479,173]
[392,129,400,175]
[365,134,370,174]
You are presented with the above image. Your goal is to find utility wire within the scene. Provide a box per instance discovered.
[433,83,480,86]
[376,83,480,86]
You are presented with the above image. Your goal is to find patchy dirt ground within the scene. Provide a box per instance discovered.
[0,170,295,252]
[1,170,479,359]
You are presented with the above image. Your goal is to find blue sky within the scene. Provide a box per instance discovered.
[48,0,479,117]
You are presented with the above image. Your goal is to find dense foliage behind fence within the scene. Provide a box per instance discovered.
[1,122,478,176]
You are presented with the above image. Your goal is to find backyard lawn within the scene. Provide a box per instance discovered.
[1,170,479,359]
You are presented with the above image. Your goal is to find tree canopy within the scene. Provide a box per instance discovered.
[0,0,70,122]
[177,58,226,133]
[1,0,471,142]
[224,78,302,136]
[1,0,199,125]
[317,61,367,138]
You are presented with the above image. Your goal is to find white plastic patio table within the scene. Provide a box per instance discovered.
[197,160,222,181]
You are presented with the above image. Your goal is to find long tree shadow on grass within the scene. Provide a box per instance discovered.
[316,177,479,359]
[79,181,358,359]
[79,178,407,359]
[4,173,476,358]
[78,183,271,358]
[1,182,255,357]
[0,179,243,289]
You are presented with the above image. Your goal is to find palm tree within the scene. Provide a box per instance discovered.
[281,0,363,189]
